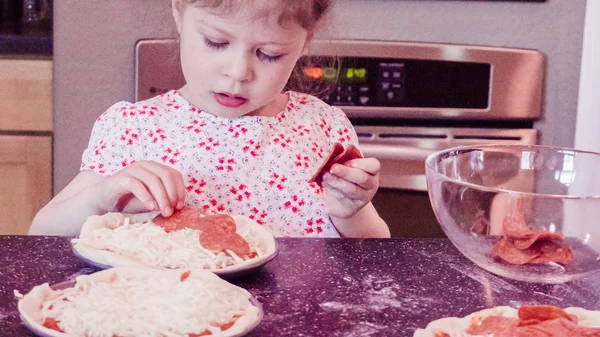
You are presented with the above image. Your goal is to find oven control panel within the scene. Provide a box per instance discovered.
[136,39,543,120]
[298,56,490,109]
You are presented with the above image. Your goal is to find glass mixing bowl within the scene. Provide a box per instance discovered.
[425,144,600,283]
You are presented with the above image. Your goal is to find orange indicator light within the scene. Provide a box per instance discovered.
[303,67,323,79]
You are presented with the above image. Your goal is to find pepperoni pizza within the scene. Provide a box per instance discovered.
[71,208,277,274]
[414,305,600,337]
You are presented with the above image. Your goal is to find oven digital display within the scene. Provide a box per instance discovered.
[302,66,368,84]
[296,56,491,109]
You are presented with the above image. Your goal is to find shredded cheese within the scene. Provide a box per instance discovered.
[72,218,265,270]
[41,270,256,337]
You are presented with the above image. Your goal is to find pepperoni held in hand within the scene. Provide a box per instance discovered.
[308,142,363,187]
[153,208,236,233]
[152,207,205,232]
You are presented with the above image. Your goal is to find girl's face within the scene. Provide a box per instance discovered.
[173,1,310,118]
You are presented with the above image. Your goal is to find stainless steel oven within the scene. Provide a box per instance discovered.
[135,39,544,238]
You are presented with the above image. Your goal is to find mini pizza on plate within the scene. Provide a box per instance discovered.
[17,266,262,337]
[71,208,277,275]
[414,305,600,337]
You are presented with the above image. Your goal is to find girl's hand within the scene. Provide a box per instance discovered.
[98,161,186,216]
[322,157,381,218]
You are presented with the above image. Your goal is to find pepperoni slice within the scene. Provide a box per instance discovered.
[513,230,565,250]
[152,207,205,232]
[464,305,600,336]
[199,229,251,258]
[188,331,212,337]
[180,270,191,282]
[518,305,576,326]
[529,241,574,265]
[309,143,364,187]
[501,198,529,238]
[219,315,240,331]
[494,197,574,266]
[308,142,345,186]
[519,317,600,336]
[494,237,574,265]
[190,214,236,233]
[153,208,237,234]
[493,238,540,265]
[333,144,363,165]
[42,318,64,333]
[188,316,240,336]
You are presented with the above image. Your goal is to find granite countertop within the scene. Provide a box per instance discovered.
[0,21,52,55]
[1,236,600,337]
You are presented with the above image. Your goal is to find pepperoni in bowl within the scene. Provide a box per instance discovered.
[425,144,600,283]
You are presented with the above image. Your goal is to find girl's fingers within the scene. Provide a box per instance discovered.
[322,181,347,200]
[118,197,150,214]
[344,157,381,175]
[139,162,186,210]
[175,173,186,209]
[322,173,369,201]
[123,166,172,216]
[329,163,379,190]
[116,174,158,211]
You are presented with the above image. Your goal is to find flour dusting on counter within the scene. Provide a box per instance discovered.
[0,308,10,322]
[319,274,437,315]
[341,321,387,337]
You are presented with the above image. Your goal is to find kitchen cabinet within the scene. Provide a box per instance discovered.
[0,58,52,234]
[0,58,53,131]
[0,136,52,234]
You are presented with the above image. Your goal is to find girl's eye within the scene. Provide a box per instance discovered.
[204,38,228,50]
[257,50,282,63]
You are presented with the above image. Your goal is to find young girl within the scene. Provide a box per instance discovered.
[29,0,390,238]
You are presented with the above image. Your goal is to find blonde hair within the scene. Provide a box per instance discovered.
[182,0,332,33]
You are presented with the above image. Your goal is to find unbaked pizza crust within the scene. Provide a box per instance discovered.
[414,305,600,337]
[72,212,277,274]
[17,267,262,337]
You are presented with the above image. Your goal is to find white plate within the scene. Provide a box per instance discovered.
[72,240,279,279]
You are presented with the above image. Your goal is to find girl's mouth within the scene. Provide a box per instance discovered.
[213,92,248,108]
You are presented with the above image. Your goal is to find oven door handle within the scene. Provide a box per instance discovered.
[358,143,436,161]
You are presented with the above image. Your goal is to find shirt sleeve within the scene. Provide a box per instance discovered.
[329,105,360,148]
[80,101,145,176]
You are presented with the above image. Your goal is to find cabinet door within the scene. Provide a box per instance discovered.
[0,58,53,132]
[0,136,52,234]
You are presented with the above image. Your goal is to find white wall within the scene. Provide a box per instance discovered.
[575,0,600,153]
[567,1,600,238]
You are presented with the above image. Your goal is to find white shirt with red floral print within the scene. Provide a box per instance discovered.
[81,90,359,237]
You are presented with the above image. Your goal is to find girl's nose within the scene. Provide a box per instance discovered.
[224,52,253,83]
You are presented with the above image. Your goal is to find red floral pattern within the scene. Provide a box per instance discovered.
[81,91,358,237]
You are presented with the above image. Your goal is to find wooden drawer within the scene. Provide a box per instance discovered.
[0,58,53,132]
[0,135,52,234]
